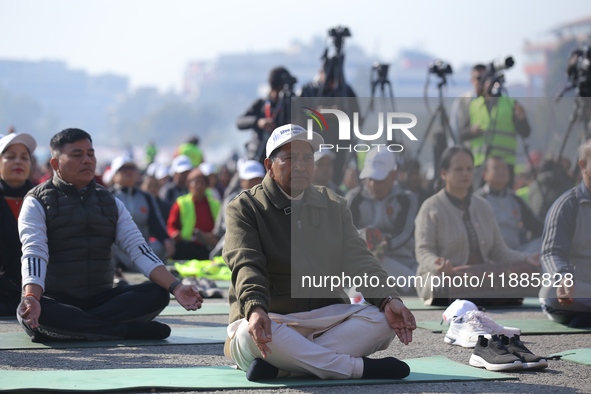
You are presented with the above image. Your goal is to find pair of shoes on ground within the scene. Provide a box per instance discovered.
[444,310,520,348]
[181,276,223,298]
[469,334,548,371]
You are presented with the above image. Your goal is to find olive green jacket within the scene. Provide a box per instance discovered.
[223,175,399,323]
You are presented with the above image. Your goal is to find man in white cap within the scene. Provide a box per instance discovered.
[109,155,175,271]
[345,148,419,288]
[159,155,193,204]
[313,148,343,196]
[223,124,415,381]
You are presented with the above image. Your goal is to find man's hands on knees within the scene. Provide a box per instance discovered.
[18,284,43,328]
[18,298,41,328]
[384,299,416,345]
[248,306,272,358]
[149,266,202,310]
[557,277,575,306]
[174,285,203,310]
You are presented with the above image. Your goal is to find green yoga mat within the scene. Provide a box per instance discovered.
[402,298,541,311]
[215,280,231,289]
[550,348,591,366]
[0,327,226,350]
[0,355,515,392]
[417,319,591,335]
[159,303,229,316]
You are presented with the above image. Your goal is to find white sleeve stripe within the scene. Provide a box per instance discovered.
[542,190,575,274]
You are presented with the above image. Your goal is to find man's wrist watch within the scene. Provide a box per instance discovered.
[380,295,402,311]
[168,280,182,295]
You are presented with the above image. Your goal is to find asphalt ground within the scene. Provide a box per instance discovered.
[1,286,590,394]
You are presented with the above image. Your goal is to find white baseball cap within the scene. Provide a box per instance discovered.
[198,162,216,176]
[110,155,136,174]
[170,155,193,175]
[314,147,336,162]
[155,165,170,180]
[359,148,397,181]
[265,124,324,159]
[0,133,37,155]
[239,160,266,180]
[146,162,160,177]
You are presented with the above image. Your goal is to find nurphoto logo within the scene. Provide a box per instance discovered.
[304,108,418,153]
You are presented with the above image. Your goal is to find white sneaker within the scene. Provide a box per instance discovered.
[442,299,478,324]
[444,315,490,348]
[464,311,521,337]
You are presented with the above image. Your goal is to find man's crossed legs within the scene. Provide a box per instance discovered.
[226,304,409,380]
[18,282,170,342]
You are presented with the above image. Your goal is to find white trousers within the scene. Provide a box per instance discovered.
[225,303,397,379]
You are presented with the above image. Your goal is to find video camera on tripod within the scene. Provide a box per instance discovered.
[480,56,514,97]
[368,63,395,112]
[328,26,351,53]
[566,46,591,98]
[428,60,453,79]
[424,60,453,113]
[317,26,352,97]
[372,63,390,84]
[555,46,591,168]
[412,59,457,177]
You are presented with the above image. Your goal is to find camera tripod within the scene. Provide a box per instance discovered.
[557,95,591,167]
[412,74,456,172]
[315,27,351,99]
[368,63,396,113]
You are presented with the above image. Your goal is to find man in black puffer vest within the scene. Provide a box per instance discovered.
[17,128,203,342]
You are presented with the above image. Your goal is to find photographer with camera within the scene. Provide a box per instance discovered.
[236,67,295,165]
[299,26,359,186]
[458,62,531,188]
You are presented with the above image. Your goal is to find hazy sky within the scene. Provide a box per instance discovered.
[2,0,590,92]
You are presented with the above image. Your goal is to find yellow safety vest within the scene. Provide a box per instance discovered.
[177,143,204,167]
[177,193,220,241]
[469,96,517,166]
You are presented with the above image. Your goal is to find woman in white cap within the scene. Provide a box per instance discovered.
[0,133,37,316]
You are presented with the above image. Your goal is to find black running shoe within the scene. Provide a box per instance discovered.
[469,335,523,371]
[197,277,223,299]
[500,334,548,370]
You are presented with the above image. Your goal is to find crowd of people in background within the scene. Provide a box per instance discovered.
[1,63,590,341]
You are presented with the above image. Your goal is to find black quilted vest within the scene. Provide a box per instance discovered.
[27,175,118,300]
